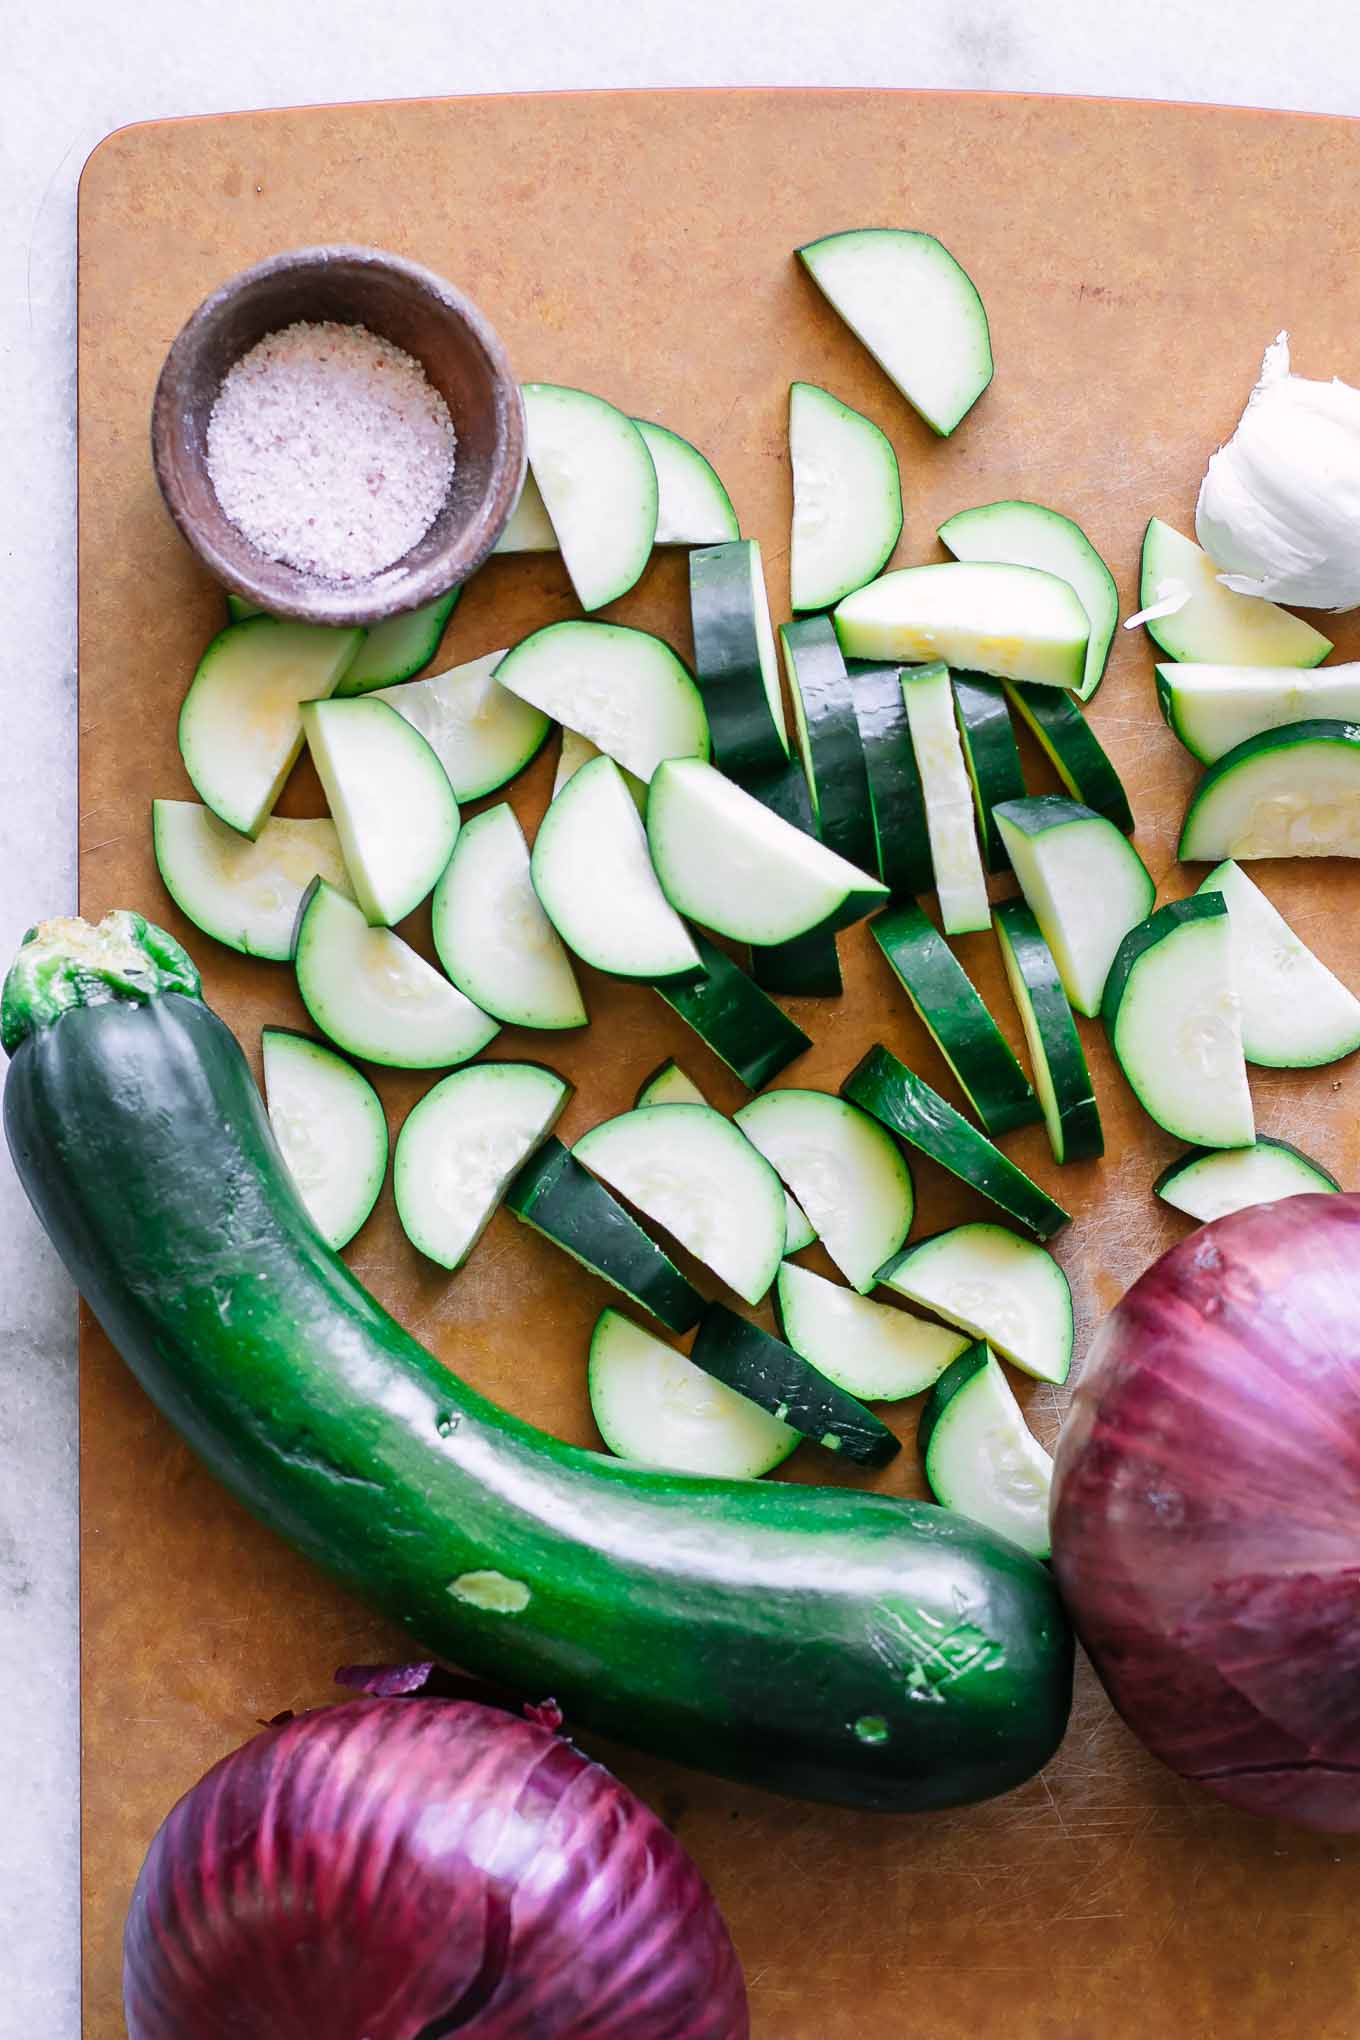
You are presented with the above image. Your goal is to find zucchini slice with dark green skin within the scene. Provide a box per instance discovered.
[781,616,878,875]
[870,901,1039,1138]
[504,1137,704,1332]
[688,538,789,783]
[951,673,1025,872]
[655,931,811,1091]
[745,756,844,998]
[993,900,1103,1165]
[848,661,934,896]
[689,1303,901,1467]
[2,913,1073,1812]
[1003,682,1134,834]
[842,1044,1070,1240]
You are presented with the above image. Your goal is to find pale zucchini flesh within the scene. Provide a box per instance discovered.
[835,562,1089,690]
[531,756,701,984]
[294,880,500,1071]
[1179,722,1360,863]
[994,798,1155,1019]
[152,801,354,961]
[796,228,993,437]
[919,1345,1053,1560]
[522,384,658,610]
[262,1028,388,1251]
[939,499,1118,702]
[635,420,739,545]
[1103,898,1255,1149]
[394,1062,571,1269]
[775,1261,966,1400]
[573,1103,787,1306]
[734,1089,913,1293]
[588,1308,796,1478]
[178,617,364,837]
[789,380,902,611]
[878,1223,1073,1385]
[1155,1137,1340,1223]
[372,650,550,802]
[1136,520,1332,667]
[1196,859,1360,1067]
[494,621,709,782]
[432,805,586,1031]
[302,697,459,927]
[900,662,990,934]
[1156,662,1360,765]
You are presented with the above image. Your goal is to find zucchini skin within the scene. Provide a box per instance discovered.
[4,981,1072,1811]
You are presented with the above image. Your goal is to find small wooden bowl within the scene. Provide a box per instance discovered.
[151,244,526,627]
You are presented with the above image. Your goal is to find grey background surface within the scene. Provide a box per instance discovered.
[3,3,1354,2030]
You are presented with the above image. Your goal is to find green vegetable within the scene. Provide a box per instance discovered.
[3,914,1073,1811]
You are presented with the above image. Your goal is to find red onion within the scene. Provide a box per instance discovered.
[1051,1193,1360,1831]
[123,1698,748,2037]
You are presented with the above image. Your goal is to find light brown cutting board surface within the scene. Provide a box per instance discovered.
[78,90,1360,2037]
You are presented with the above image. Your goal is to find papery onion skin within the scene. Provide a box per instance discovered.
[123,1698,748,2039]
[1051,1194,1360,1832]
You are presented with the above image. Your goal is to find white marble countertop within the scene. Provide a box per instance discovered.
[4,4,1358,2031]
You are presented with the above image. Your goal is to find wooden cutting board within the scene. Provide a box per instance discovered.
[77,89,1360,2038]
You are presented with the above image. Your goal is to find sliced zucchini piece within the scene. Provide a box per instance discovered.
[302,697,459,926]
[432,805,586,1031]
[655,931,811,1091]
[394,1061,570,1269]
[371,649,550,803]
[522,383,658,610]
[734,1088,913,1293]
[635,1059,708,1109]
[900,661,990,934]
[870,901,1038,1138]
[1155,1137,1340,1223]
[993,796,1155,1018]
[688,539,789,779]
[689,1303,900,1467]
[781,616,877,872]
[552,727,647,811]
[294,880,499,1071]
[1102,895,1254,1149]
[878,1223,1073,1385]
[1135,519,1331,667]
[152,800,353,961]
[835,564,1089,691]
[775,1261,967,1401]
[532,755,702,985]
[1197,858,1360,1067]
[1003,682,1134,833]
[647,757,887,946]
[493,468,559,553]
[796,228,992,437]
[224,592,266,622]
[951,673,1026,873]
[588,1308,796,1478]
[573,1104,787,1306]
[993,900,1102,1165]
[849,661,934,896]
[744,756,844,997]
[1179,719,1360,863]
[1157,662,1360,765]
[261,1028,387,1251]
[504,1137,703,1333]
[918,1345,1053,1561]
[634,421,739,546]
[494,621,708,783]
[178,616,364,837]
[939,499,1118,702]
[634,1060,817,1250]
[788,380,902,611]
[841,1045,1070,1241]
[335,591,460,695]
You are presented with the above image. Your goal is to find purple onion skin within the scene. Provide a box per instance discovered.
[1052,1193,1360,1832]
[123,1699,748,2038]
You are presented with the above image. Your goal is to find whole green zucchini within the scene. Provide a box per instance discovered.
[2,912,1073,1810]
